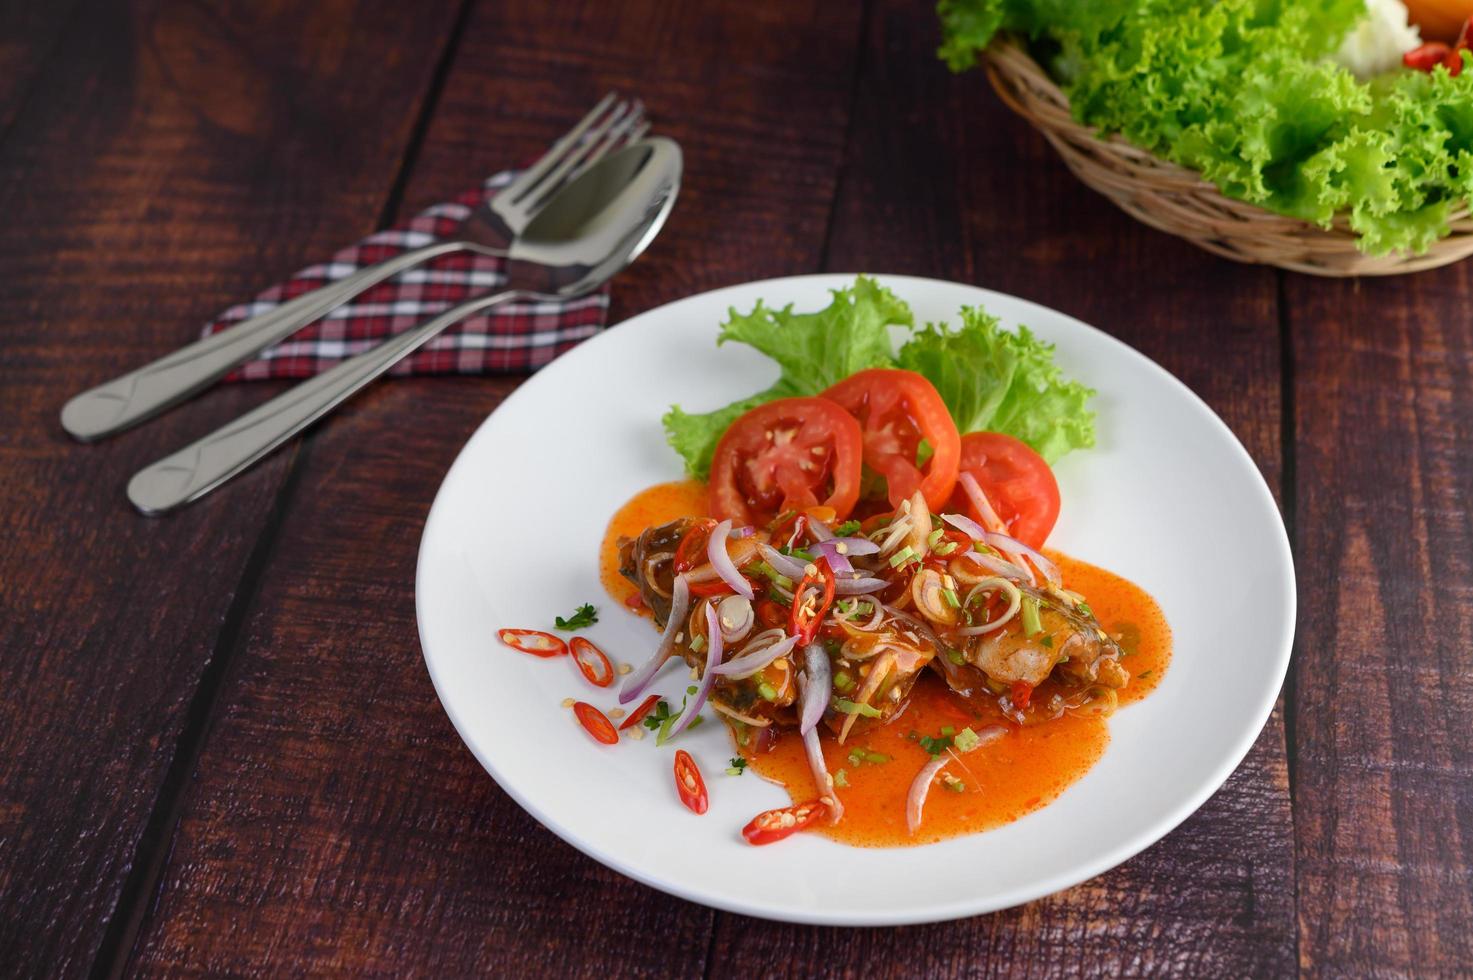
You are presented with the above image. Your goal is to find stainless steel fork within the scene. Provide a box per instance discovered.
[60,93,648,442]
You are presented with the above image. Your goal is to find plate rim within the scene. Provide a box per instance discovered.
[415,272,1297,926]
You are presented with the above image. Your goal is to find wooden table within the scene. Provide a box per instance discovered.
[3,1,1468,975]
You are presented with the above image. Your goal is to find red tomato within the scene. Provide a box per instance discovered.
[673,750,709,814]
[497,628,567,658]
[709,397,863,526]
[1405,40,1453,70]
[619,693,661,730]
[821,369,960,511]
[572,702,619,744]
[1011,680,1034,709]
[741,799,828,845]
[570,637,614,688]
[949,432,1060,551]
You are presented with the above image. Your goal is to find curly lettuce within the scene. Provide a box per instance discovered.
[662,277,1095,477]
[937,0,1473,255]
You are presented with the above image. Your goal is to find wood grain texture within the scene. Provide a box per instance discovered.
[707,2,1298,975]
[124,0,869,974]
[1285,268,1473,975]
[0,1,464,974]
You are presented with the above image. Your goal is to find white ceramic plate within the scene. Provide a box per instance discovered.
[416,274,1294,926]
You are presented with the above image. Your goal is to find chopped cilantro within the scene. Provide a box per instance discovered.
[726,757,747,776]
[833,520,862,536]
[554,603,598,630]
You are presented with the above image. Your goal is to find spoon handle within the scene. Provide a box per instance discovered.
[127,289,521,515]
[60,239,476,441]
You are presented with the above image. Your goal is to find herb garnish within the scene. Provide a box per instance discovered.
[554,603,598,630]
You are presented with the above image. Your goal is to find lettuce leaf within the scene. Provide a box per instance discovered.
[936,0,1473,256]
[662,277,911,479]
[663,277,1095,477]
[897,309,1095,463]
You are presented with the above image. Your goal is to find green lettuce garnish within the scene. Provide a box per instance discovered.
[936,0,1473,256]
[662,276,1095,478]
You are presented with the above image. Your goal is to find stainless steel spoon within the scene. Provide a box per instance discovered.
[126,137,681,515]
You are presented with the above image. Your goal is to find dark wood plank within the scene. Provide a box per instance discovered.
[1285,267,1473,974]
[124,1,869,974]
[708,1,1298,975]
[0,0,85,131]
[0,1,466,974]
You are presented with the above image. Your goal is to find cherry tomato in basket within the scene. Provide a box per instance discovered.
[572,701,619,744]
[709,397,863,526]
[673,750,709,815]
[498,628,567,658]
[619,693,662,730]
[569,636,614,687]
[741,799,828,845]
[821,369,961,512]
[948,432,1060,551]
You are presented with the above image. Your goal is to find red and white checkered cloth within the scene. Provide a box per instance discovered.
[201,170,610,380]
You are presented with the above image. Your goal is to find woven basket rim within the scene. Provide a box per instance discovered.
[980,35,1473,276]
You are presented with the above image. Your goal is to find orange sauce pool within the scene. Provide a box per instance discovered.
[599,481,1172,847]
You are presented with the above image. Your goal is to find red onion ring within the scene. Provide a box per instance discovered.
[708,519,755,600]
[941,512,989,544]
[670,602,724,736]
[957,472,1007,533]
[833,576,889,595]
[955,578,1022,635]
[955,549,1033,583]
[757,543,808,580]
[619,575,689,703]
[711,633,798,679]
[799,701,843,823]
[981,531,1060,586]
[800,642,831,734]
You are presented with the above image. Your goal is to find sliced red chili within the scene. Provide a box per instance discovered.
[570,636,614,688]
[498,628,567,658]
[741,799,828,845]
[789,557,837,646]
[1011,680,1034,710]
[673,750,709,815]
[618,693,661,731]
[686,577,737,599]
[673,518,718,574]
[572,701,618,744]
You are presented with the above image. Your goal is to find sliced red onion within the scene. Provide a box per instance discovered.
[809,519,834,541]
[729,525,755,540]
[941,512,989,544]
[833,576,889,595]
[708,519,755,600]
[800,642,831,734]
[800,702,843,823]
[712,633,798,679]
[619,575,689,704]
[956,549,1033,583]
[716,594,754,644]
[958,472,1007,533]
[670,603,724,736]
[757,543,808,580]
[982,531,1061,586]
[810,540,853,574]
[905,725,1007,833]
[811,537,879,578]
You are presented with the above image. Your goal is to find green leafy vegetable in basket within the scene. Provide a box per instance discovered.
[663,276,1095,478]
[937,0,1473,255]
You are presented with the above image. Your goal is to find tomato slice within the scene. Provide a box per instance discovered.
[709,397,863,526]
[948,432,1060,551]
[673,750,709,814]
[570,637,614,688]
[789,558,837,645]
[821,369,960,511]
[572,701,619,744]
[741,799,828,845]
[619,693,661,730]
[498,628,567,658]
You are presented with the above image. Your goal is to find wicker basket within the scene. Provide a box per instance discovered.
[982,37,1473,277]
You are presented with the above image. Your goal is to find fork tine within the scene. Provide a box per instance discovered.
[556,101,647,185]
[496,91,618,203]
[516,98,634,207]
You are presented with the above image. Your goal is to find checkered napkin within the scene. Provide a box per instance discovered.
[200,170,610,380]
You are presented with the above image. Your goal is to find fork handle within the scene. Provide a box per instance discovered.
[60,239,477,441]
[127,289,522,515]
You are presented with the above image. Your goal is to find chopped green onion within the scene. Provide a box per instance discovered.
[863,750,890,764]
[833,520,862,536]
[888,546,917,568]
[942,588,960,608]
[757,682,779,701]
[940,726,955,737]
[1021,596,1043,637]
[687,685,698,695]
[927,528,945,549]
[833,698,882,718]
[689,634,707,654]
[953,727,981,752]
[1077,602,1094,619]
[833,671,855,692]
[935,540,958,556]
[726,757,747,776]
[946,649,966,666]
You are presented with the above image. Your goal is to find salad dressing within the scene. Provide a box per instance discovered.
[600,482,1172,848]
